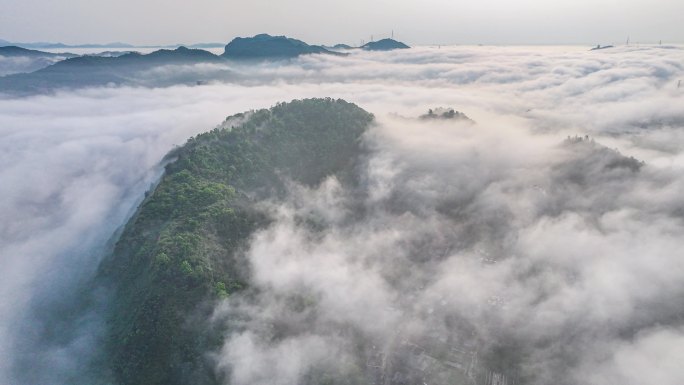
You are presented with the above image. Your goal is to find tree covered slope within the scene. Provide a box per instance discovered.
[221,34,338,59]
[94,98,374,385]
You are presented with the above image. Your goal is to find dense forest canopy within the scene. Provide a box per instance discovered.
[94,98,374,385]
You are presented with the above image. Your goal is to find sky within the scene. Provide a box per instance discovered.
[1,0,683,46]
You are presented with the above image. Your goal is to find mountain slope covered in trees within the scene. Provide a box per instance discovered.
[221,34,339,59]
[93,98,374,385]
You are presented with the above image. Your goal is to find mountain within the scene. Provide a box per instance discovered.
[361,38,410,51]
[0,46,222,94]
[128,46,220,63]
[0,45,77,58]
[0,34,349,94]
[0,46,79,76]
[561,135,644,178]
[38,97,647,385]
[221,33,340,59]
[420,107,474,122]
[1,33,399,94]
[87,100,638,385]
[332,43,354,50]
[91,98,374,385]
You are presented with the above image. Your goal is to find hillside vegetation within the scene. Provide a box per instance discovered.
[94,98,374,385]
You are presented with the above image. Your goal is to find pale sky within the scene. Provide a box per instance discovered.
[1,0,683,46]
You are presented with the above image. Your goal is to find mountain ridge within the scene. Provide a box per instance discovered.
[361,38,410,51]
[0,34,361,95]
[0,45,78,58]
[91,98,374,385]
[221,33,343,59]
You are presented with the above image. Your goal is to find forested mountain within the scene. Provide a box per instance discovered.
[0,46,77,58]
[361,38,410,51]
[221,34,341,59]
[0,46,79,76]
[91,99,647,385]
[0,46,222,93]
[0,34,359,94]
[93,98,374,385]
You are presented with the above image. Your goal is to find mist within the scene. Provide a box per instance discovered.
[0,45,683,384]
[0,55,67,76]
[212,114,684,384]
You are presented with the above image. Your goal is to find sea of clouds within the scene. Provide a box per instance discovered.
[1,45,683,384]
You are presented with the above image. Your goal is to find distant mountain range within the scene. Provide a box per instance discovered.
[0,46,78,58]
[0,36,411,52]
[0,46,225,94]
[0,34,412,95]
[0,46,81,77]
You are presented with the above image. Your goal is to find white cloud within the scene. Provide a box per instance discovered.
[0,45,683,384]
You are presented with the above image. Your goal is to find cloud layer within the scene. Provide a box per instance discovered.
[0,45,683,384]
[213,115,684,384]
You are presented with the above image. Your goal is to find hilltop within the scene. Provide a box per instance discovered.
[92,98,374,385]
[361,38,410,51]
[331,43,354,50]
[221,33,340,59]
[0,46,80,76]
[420,107,474,122]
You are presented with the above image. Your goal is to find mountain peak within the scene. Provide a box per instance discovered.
[221,34,338,60]
[361,38,410,51]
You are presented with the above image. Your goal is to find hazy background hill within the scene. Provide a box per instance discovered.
[221,34,339,60]
[1,34,406,94]
[361,38,410,51]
